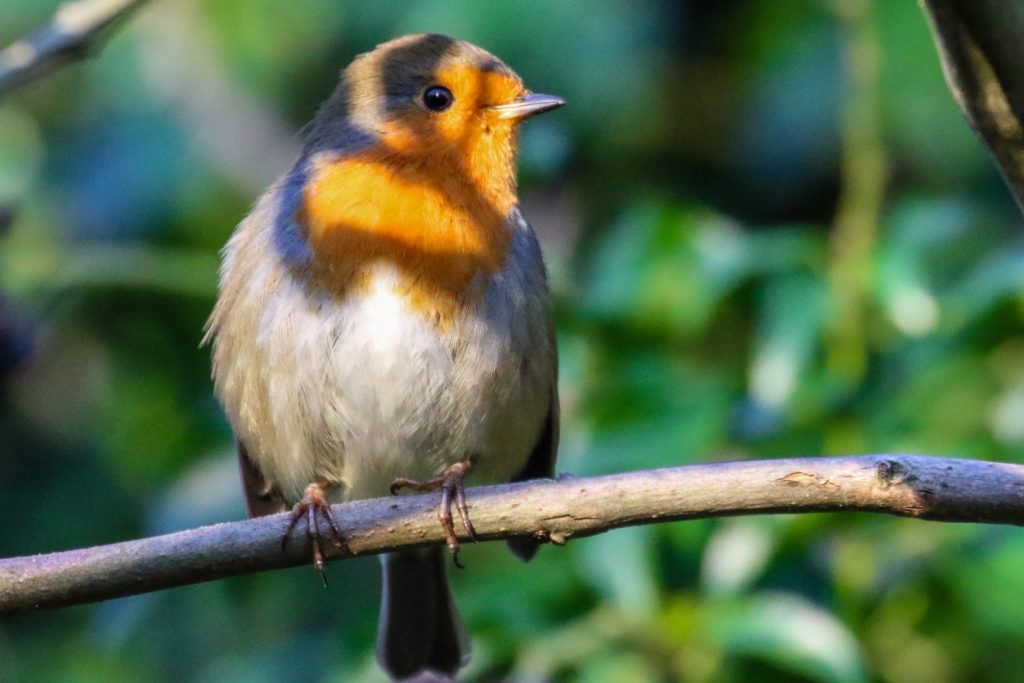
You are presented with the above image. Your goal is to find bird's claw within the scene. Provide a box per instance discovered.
[390,460,477,567]
[283,481,345,586]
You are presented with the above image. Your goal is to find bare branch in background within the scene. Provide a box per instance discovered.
[0,0,149,95]
[2,454,1023,614]
[921,0,1024,213]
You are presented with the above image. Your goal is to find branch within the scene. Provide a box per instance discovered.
[920,0,1024,213]
[0,0,149,95]
[3,454,1023,614]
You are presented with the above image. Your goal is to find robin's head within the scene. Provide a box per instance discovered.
[292,35,563,307]
[305,34,563,200]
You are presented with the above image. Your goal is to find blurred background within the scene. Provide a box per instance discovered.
[2,1,1024,681]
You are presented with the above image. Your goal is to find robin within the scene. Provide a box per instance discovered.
[204,34,561,681]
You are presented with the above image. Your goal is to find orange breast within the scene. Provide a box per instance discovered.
[299,149,514,326]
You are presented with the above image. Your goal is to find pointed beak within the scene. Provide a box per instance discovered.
[488,93,566,121]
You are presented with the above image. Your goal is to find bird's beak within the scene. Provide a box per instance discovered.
[488,93,566,121]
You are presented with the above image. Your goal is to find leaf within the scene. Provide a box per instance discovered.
[578,526,659,618]
[701,518,781,598]
[708,593,868,683]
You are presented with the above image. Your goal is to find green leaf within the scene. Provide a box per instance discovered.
[709,593,868,683]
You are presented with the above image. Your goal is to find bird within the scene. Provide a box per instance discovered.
[204,33,561,681]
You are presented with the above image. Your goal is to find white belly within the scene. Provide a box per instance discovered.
[213,251,554,505]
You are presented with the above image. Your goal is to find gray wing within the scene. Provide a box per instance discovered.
[505,387,559,561]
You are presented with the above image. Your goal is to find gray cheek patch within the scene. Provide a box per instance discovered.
[304,78,379,155]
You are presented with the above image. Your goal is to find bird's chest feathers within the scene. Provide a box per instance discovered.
[298,152,514,324]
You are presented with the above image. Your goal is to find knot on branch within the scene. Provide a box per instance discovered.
[875,459,913,489]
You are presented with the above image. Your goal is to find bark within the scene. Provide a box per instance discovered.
[2,454,1023,614]
[0,0,149,95]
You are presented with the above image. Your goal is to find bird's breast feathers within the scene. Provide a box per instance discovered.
[208,177,554,503]
[297,149,518,327]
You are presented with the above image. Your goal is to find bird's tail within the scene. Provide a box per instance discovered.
[376,548,469,681]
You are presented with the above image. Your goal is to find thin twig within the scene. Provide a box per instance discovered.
[0,0,149,95]
[2,454,1023,614]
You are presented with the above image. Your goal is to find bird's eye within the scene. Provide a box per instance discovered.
[423,86,454,112]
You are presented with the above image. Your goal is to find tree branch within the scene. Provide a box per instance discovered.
[920,0,1024,213]
[2,454,1023,614]
[0,0,149,96]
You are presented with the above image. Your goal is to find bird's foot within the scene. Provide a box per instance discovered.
[390,460,477,568]
[283,480,345,586]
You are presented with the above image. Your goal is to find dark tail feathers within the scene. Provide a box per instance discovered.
[377,548,469,681]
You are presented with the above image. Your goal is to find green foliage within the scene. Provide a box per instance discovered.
[2,1,1023,681]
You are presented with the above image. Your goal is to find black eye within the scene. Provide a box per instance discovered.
[423,86,454,112]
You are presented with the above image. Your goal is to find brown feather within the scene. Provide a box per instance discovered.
[237,440,287,517]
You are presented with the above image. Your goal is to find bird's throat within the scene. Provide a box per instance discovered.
[298,151,516,325]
